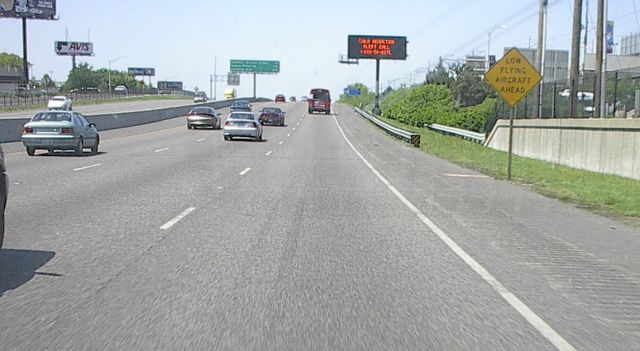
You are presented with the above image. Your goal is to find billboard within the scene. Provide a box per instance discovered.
[0,0,56,19]
[158,81,183,91]
[230,60,280,74]
[343,87,361,96]
[348,35,407,60]
[55,41,93,56]
[128,67,155,76]
[227,72,240,86]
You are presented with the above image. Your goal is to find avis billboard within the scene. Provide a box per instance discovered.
[0,0,56,20]
[55,41,93,56]
[348,35,407,60]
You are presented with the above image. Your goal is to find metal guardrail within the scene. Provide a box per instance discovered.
[354,107,420,147]
[425,123,485,144]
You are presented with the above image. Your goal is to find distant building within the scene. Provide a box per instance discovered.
[621,32,640,56]
[464,55,486,74]
[584,53,640,73]
[503,48,569,83]
[0,66,23,95]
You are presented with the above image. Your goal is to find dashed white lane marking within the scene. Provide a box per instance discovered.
[195,138,205,142]
[297,122,300,125]
[279,141,284,145]
[72,163,102,172]
[292,127,296,131]
[265,151,273,156]
[239,167,251,176]
[154,148,170,153]
[332,115,576,351]
[160,207,196,230]
[443,173,489,178]
[287,133,291,137]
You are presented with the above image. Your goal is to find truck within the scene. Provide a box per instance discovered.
[224,88,237,100]
[308,88,331,114]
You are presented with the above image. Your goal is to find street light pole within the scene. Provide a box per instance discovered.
[107,56,125,94]
[487,25,506,72]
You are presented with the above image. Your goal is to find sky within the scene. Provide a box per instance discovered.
[1,0,639,99]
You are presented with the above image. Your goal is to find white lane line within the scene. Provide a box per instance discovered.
[72,163,102,172]
[265,150,273,156]
[278,140,284,145]
[154,147,170,153]
[443,173,489,178]
[332,115,576,351]
[287,133,291,137]
[160,207,196,230]
[292,127,296,131]
[239,167,251,176]
[297,122,300,125]
[195,138,206,142]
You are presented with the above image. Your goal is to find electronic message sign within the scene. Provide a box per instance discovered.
[0,0,56,19]
[348,35,407,60]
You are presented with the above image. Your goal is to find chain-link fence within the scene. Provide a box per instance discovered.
[487,68,640,132]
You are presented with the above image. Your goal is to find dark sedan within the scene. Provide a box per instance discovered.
[259,107,285,126]
[230,100,252,112]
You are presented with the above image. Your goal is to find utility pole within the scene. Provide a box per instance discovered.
[600,0,608,117]
[533,0,548,118]
[582,0,589,77]
[22,18,29,87]
[594,0,604,118]
[569,0,583,118]
[214,56,217,100]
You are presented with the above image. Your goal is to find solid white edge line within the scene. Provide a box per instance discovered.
[331,114,576,351]
[160,207,196,230]
[265,151,273,156]
[154,147,170,153]
[239,167,251,176]
[72,163,102,172]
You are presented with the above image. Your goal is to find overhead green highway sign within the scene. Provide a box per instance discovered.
[230,60,280,74]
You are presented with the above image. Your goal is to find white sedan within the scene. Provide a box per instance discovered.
[47,96,73,110]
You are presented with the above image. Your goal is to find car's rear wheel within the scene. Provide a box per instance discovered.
[187,124,192,130]
[75,137,84,156]
[91,136,99,155]
[26,146,35,156]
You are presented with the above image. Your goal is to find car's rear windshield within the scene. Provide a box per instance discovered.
[311,91,330,100]
[263,108,281,113]
[229,113,254,120]
[32,112,72,122]
[190,107,212,114]
[51,97,66,101]
[196,92,206,96]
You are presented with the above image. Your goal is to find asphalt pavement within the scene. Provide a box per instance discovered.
[1,101,639,350]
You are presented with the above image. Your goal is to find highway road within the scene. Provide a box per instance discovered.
[0,98,193,119]
[1,101,639,350]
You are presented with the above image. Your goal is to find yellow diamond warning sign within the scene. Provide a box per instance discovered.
[485,48,542,107]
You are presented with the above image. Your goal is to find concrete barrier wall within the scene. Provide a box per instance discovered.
[0,98,268,143]
[485,118,640,180]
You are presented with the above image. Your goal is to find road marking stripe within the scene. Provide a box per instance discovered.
[279,141,284,145]
[332,115,576,351]
[195,138,205,142]
[297,122,300,125]
[239,167,251,176]
[287,133,291,137]
[292,127,296,131]
[265,151,273,156]
[160,207,196,230]
[154,147,169,153]
[72,163,102,172]
[443,173,489,178]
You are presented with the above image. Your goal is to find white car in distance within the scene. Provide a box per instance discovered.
[47,96,73,111]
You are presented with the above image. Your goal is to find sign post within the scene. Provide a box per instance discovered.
[485,48,542,180]
[230,59,280,98]
[347,35,408,115]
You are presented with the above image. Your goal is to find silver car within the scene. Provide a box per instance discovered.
[0,143,6,248]
[223,112,263,141]
[21,111,100,156]
[187,106,221,129]
[47,96,73,110]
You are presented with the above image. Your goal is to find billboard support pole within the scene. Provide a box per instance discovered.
[22,18,29,86]
[253,73,256,99]
[72,55,76,70]
[373,59,381,116]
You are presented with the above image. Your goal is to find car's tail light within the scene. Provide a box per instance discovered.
[224,121,231,126]
[61,128,74,134]
[22,127,33,134]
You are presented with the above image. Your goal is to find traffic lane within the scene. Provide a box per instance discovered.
[0,103,306,347]
[0,98,193,119]
[334,103,640,349]
[23,106,556,350]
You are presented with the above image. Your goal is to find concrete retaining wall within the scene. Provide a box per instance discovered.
[485,118,640,180]
[0,98,267,143]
